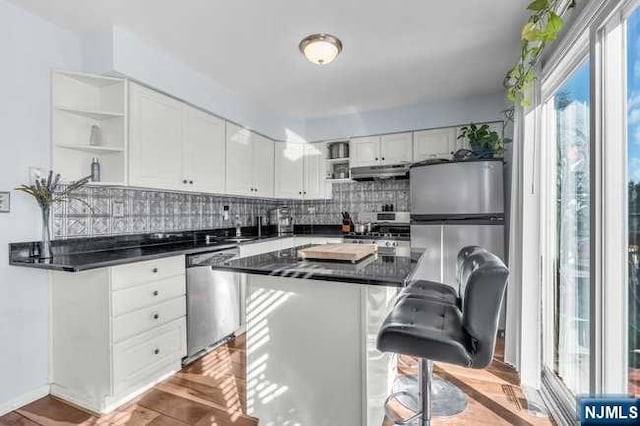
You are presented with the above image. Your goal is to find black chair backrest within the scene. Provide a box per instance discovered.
[456,245,482,294]
[457,246,509,368]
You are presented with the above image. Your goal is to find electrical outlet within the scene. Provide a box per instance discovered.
[0,192,10,213]
[112,200,125,218]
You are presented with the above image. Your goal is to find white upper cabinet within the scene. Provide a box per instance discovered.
[129,83,184,190]
[129,83,227,192]
[350,133,412,167]
[413,127,457,162]
[303,143,330,199]
[252,133,275,197]
[226,123,255,196]
[275,142,330,200]
[274,142,304,198]
[183,106,225,193]
[226,123,274,197]
[380,132,413,165]
[350,136,381,167]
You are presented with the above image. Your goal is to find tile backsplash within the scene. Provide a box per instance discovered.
[52,180,410,239]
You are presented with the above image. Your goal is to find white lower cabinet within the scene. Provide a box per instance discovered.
[245,275,397,426]
[50,256,187,414]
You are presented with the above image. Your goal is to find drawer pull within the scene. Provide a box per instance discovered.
[152,268,159,273]
[152,290,159,296]
[153,348,160,355]
[152,313,160,320]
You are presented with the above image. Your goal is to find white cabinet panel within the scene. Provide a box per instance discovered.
[113,318,186,394]
[252,133,274,197]
[225,122,254,196]
[380,132,412,165]
[111,255,185,290]
[112,296,186,343]
[183,106,225,193]
[304,143,329,199]
[274,142,304,198]
[413,127,457,162]
[129,83,184,190]
[246,275,363,425]
[350,136,381,167]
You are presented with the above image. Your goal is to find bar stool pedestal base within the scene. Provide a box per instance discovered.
[387,374,468,422]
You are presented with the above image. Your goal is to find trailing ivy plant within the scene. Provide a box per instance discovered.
[505,0,576,106]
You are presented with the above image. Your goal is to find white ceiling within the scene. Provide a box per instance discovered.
[11,0,528,119]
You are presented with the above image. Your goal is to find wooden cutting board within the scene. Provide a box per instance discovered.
[297,243,377,263]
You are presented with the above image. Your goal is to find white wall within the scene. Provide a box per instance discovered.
[84,27,508,144]
[0,0,84,412]
[297,92,508,141]
[85,27,286,139]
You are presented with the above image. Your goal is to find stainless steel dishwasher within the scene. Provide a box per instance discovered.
[185,247,241,364]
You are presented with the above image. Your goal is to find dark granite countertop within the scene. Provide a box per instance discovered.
[207,246,423,287]
[9,225,343,272]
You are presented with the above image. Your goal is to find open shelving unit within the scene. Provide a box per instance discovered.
[325,140,351,181]
[52,70,128,185]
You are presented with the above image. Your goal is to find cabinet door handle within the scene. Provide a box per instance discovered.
[153,348,160,355]
[303,191,307,195]
[375,157,379,161]
[152,313,160,320]
[381,157,385,161]
[183,179,188,184]
[152,290,159,296]
[189,180,193,184]
[298,191,302,195]
[152,267,158,273]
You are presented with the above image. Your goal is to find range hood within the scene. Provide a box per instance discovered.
[350,164,411,181]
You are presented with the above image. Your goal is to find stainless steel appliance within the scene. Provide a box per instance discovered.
[344,222,411,254]
[185,247,242,364]
[269,206,294,236]
[364,211,410,224]
[350,164,410,181]
[410,160,505,285]
[328,141,349,159]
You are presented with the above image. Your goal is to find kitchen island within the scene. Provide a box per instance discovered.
[213,245,423,426]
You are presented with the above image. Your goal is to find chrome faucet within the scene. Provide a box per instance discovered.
[235,214,242,237]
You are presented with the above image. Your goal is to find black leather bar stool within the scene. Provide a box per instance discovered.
[377,246,509,425]
[397,245,481,308]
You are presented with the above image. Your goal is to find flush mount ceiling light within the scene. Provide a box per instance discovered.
[299,33,343,65]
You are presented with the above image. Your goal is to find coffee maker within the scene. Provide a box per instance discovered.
[269,206,294,236]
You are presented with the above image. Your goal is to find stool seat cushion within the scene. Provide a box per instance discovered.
[377,297,472,367]
[399,280,459,306]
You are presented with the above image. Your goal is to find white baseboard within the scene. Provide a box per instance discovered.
[0,385,50,417]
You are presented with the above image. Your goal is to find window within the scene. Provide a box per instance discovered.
[549,61,591,396]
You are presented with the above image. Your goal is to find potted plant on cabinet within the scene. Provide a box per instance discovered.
[457,123,504,159]
[15,171,90,259]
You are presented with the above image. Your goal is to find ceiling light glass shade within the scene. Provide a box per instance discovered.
[299,34,343,65]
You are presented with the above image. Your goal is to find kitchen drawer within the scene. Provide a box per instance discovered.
[111,275,186,317]
[111,256,185,290]
[112,296,186,342]
[113,317,186,394]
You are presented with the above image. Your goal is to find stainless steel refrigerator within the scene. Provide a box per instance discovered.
[410,160,505,286]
